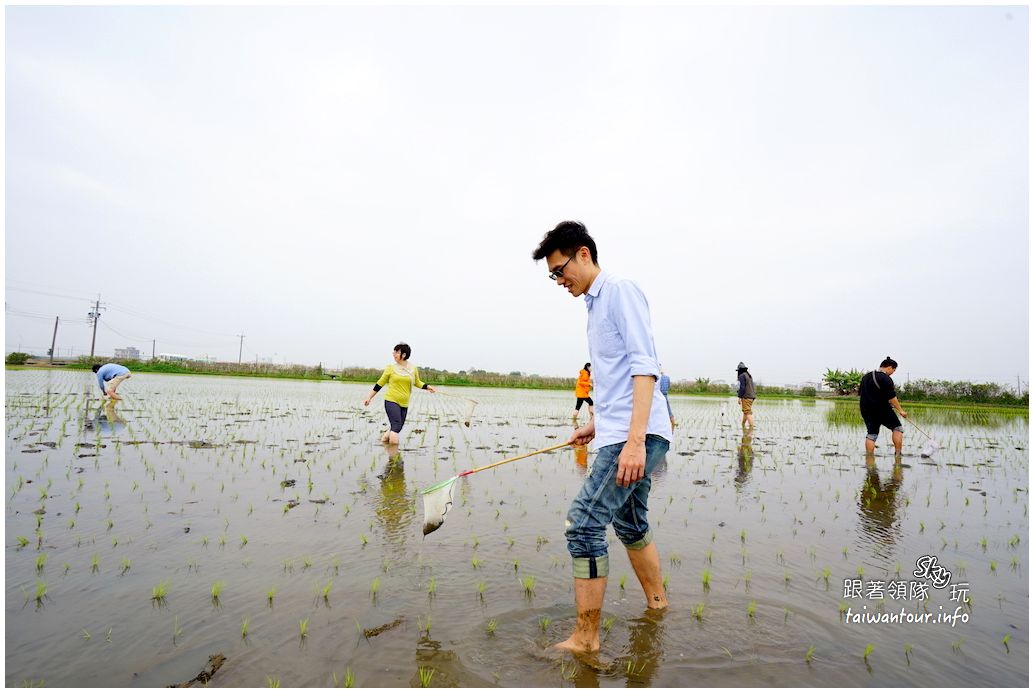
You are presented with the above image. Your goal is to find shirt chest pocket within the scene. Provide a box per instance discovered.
[592,317,624,357]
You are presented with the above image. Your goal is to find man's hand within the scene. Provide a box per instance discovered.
[616,440,646,487]
[363,398,371,407]
[569,421,595,446]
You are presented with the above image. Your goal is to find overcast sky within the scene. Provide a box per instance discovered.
[5,5,1028,386]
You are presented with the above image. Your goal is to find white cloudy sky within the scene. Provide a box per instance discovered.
[5,5,1028,386]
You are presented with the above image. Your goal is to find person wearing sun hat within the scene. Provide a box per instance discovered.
[736,361,756,428]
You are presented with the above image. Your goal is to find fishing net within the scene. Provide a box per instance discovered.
[920,438,941,458]
[421,477,457,535]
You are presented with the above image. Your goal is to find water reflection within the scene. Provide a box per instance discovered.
[857,455,904,559]
[573,444,588,472]
[826,400,1027,429]
[735,429,754,488]
[374,447,414,549]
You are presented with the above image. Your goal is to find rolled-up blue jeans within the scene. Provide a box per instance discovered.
[565,434,669,579]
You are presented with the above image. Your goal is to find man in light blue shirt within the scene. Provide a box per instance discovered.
[92,362,131,399]
[533,220,672,655]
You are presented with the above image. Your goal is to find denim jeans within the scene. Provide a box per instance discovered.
[565,434,669,579]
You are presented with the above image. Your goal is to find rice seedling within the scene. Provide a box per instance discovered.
[747,600,757,621]
[299,618,309,638]
[418,615,431,636]
[332,668,356,688]
[702,568,712,590]
[321,580,333,602]
[241,616,251,638]
[16,536,29,549]
[1002,634,1011,651]
[418,667,435,687]
[522,575,536,596]
[173,616,183,643]
[476,581,487,600]
[692,603,705,621]
[862,643,874,661]
[471,557,483,569]
[538,616,552,631]
[619,575,626,590]
[485,618,497,635]
[904,643,913,664]
[990,560,997,573]
[35,553,47,574]
[625,659,646,676]
[951,638,964,652]
[805,646,816,663]
[34,580,47,606]
[151,581,169,605]
[119,557,131,575]
[240,535,248,547]
[81,628,91,641]
[267,677,280,687]
[359,535,368,546]
[211,581,225,601]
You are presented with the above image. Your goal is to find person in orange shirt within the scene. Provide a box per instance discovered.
[573,362,594,422]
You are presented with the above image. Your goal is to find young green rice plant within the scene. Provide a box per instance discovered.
[702,568,711,590]
[904,642,913,664]
[625,659,646,676]
[538,616,552,632]
[81,628,91,641]
[369,577,380,601]
[332,668,356,688]
[418,667,435,688]
[662,574,670,590]
[16,536,29,549]
[521,575,536,596]
[743,570,752,590]
[119,557,131,575]
[471,557,483,570]
[619,575,626,590]
[241,616,251,639]
[299,618,309,638]
[34,580,47,606]
[1002,634,1011,651]
[359,535,368,547]
[302,557,313,570]
[267,587,276,606]
[862,643,874,661]
[602,615,616,636]
[693,603,705,621]
[201,536,209,548]
[267,677,280,687]
[321,580,333,603]
[485,618,497,635]
[747,600,757,621]
[240,535,248,548]
[211,581,225,602]
[35,553,47,574]
[476,581,487,600]
[90,554,100,573]
[990,560,997,573]
[805,646,816,663]
[151,581,169,605]
[418,614,432,636]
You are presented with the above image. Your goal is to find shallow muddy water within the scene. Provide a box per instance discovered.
[5,370,1028,686]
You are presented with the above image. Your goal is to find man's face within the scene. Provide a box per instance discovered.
[546,247,592,297]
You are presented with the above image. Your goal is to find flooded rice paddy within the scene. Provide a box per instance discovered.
[5,370,1029,687]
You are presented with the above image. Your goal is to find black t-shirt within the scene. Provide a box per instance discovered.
[858,370,896,412]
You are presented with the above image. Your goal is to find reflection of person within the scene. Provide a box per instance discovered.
[658,366,676,429]
[573,363,594,422]
[736,362,755,428]
[363,343,436,445]
[533,220,672,655]
[858,454,904,556]
[735,429,754,486]
[859,357,908,454]
[92,362,131,399]
[374,451,413,548]
[574,444,588,470]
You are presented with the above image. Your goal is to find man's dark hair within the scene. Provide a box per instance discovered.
[532,220,598,265]
[880,356,898,369]
[394,343,412,360]
[92,363,102,373]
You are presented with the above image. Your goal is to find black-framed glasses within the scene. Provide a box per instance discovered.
[549,254,575,281]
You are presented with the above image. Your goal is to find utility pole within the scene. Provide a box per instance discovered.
[152,339,156,361]
[49,318,59,366]
[237,333,245,365]
[87,295,105,362]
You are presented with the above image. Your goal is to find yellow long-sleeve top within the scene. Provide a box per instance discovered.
[376,364,426,408]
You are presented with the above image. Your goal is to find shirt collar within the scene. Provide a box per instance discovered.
[584,269,609,305]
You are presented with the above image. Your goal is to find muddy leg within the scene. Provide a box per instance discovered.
[554,577,606,654]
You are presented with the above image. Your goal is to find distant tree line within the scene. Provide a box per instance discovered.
[823,368,1027,406]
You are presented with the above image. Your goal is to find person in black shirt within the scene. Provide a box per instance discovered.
[858,356,909,455]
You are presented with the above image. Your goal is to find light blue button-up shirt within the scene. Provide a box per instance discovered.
[584,271,672,449]
[96,363,130,394]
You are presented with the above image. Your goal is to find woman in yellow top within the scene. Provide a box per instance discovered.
[573,362,593,422]
[363,343,436,445]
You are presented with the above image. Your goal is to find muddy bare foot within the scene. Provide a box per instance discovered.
[554,636,599,654]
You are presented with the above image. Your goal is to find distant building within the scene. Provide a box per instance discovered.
[114,347,141,361]
[157,353,190,362]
